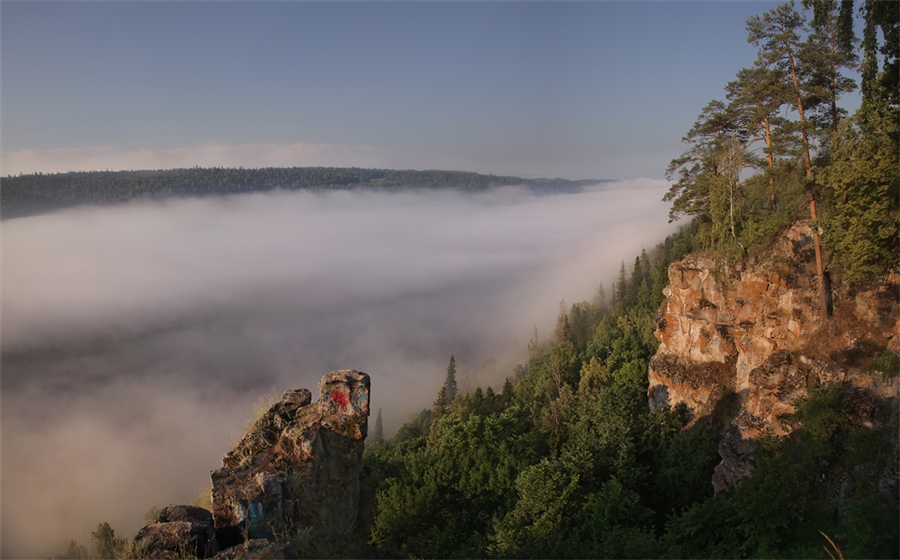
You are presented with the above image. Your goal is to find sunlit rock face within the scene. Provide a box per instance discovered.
[648,221,900,491]
[649,223,823,429]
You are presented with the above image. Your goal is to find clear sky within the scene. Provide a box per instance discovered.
[2,1,790,180]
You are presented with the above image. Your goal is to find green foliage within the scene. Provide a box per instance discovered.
[91,522,127,560]
[54,540,91,560]
[364,224,708,559]
[89,522,149,560]
[371,410,532,558]
[824,108,900,281]
[490,456,582,558]
[651,419,720,517]
[733,447,812,555]
[841,495,900,559]
[790,382,848,441]
[662,495,743,558]
[873,350,900,381]
[371,407,385,444]
[443,355,459,404]
[392,408,432,449]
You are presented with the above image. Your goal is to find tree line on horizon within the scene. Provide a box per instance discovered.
[0,166,600,220]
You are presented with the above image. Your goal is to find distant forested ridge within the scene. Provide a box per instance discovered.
[0,167,605,219]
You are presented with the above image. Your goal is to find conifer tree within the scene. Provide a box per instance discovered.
[433,386,448,418]
[373,407,385,444]
[748,2,829,319]
[554,299,571,343]
[616,262,628,310]
[726,64,795,213]
[443,356,458,404]
[664,99,750,249]
[501,376,514,404]
[800,0,858,152]
[859,0,898,112]
[594,282,607,314]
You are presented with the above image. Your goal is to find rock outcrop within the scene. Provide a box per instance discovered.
[648,221,899,491]
[212,369,370,553]
[134,370,371,558]
[136,505,217,558]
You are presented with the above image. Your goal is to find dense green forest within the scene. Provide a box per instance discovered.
[358,1,898,558]
[360,218,896,559]
[0,167,601,220]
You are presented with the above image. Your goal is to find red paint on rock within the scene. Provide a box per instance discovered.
[331,390,350,407]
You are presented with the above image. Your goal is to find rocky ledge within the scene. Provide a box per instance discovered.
[134,370,370,559]
[647,221,899,491]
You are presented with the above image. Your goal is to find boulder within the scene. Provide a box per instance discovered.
[135,504,217,559]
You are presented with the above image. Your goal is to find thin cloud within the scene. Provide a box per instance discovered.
[1,142,386,175]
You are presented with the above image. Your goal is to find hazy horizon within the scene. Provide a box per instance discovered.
[2,2,787,180]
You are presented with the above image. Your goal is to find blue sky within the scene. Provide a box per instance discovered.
[2,1,796,179]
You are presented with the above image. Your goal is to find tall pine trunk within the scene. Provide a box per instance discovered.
[787,49,830,321]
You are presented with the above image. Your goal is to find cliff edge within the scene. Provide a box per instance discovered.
[648,221,899,491]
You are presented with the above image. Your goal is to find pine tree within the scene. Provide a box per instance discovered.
[433,386,448,418]
[859,0,898,112]
[748,2,829,320]
[373,407,385,444]
[664,99,751,251]
[616,262,628,311]
[501,376,514,404]
[554,299,571,343]
[443,356,458,404]
[594,282,607,314]
[824,105,899,281]
[800,0,858,153]
[726,64,795,213]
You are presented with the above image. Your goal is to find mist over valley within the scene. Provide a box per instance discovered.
[2,180,674,557]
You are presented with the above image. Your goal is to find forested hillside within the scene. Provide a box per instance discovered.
[0,167,599,219]
[361,216,897,558]
[359,1,899,558]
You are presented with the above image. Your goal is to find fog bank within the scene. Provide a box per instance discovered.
[1,180,675,557]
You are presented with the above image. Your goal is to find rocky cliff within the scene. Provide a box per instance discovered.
[648,221,899,491]
[134,369,370,559]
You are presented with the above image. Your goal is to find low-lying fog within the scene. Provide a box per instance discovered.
[2,180,675,557]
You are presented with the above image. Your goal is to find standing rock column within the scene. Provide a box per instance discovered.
[209,370,370,554]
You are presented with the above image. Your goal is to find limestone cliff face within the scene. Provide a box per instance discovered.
[648,222,899,490]
[135,370,371,559]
